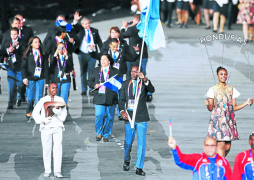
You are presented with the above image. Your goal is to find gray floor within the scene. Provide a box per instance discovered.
[0,16,254,180]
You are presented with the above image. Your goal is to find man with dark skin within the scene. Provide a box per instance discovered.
[232,133,254,180]
[119,66,155,176]
[168,137,232,179]
[33,82,66,178]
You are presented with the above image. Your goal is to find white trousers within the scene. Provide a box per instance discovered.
[41,127,63,174]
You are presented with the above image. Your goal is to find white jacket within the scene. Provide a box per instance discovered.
[32,95,67,131]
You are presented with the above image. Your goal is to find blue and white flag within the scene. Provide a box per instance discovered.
[136,0,166,51]
[55,20,73,32]
[104,75,123,93]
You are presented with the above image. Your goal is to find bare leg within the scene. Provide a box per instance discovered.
[196,6,201,26]
[209,9,214,15]
[225,142,231,157]
[176,8,182,23]
[213,12,220,31]
[243,24,249,39]
[183,10,189,25]
[249,25,254,41]
[219,14,226,33]
[204,9,210,27]
[217,141,225,157]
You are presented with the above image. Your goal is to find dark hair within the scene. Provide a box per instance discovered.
[132,65,143,72]
[216,130,224,139]
[11,17,20,23]
[55,26,67,36]
[10,27,19,34]
[107,26,120,40]
[209,119,216,127]
[228,105,233,113]
[217,66,227,75]
[49,81,58,87]
[134,14,141,21]
[23,36,43,59]
[100,54,114,66]
[221,123,226,128]
[110,38,118,44]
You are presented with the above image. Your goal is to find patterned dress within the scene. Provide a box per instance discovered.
[206,84,240,141]
[237,0,254,24]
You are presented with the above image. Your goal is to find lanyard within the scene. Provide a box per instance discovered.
[99,66,110,83]
[56,55,66,71]
[55,37,67,49]
[33,49,42,67]
[108,49,122,63]
[204,156,220,180]
[127,79,141,98]
[118,39,120,51]
[250,150,254,176]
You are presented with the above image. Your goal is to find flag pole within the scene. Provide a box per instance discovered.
[130,0,151,129]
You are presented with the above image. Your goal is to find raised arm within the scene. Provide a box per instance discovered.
[233,98,253,111]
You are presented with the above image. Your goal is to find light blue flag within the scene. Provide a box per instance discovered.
[55,20,73,32]
[136,0,165,51]
[104,75,123,93]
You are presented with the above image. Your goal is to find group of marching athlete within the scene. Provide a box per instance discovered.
[0,9,155,177]
[1,3,254,179]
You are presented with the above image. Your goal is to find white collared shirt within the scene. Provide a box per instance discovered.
[55,36,64,43]
[102,65,109,81]
[32,49,39,61]
[59,54,65,66]
[7,38,19,54]
[79,28,95,54]
[12,38,19,49]
[111,50,119,60]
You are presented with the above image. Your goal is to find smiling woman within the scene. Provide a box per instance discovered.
[204,66,253,158]
[87,54,119,142]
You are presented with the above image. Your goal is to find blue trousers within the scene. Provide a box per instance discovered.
[94,104,115,138]
[78,53,96,92]
[26,79,44,113]
[7,70,23,106]
[57,82,71,104]
[124,121,147,169]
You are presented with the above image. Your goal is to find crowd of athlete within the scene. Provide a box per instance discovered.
[0,9,154,177]
[1,2,254,179]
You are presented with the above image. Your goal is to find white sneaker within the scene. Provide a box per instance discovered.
[54,172,63,178]
[43,173,50,177]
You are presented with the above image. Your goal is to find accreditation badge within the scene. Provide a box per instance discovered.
[11,55,16,63]
[58,71,67,81]
[99,85,106,94]
[34,67,41,77]
[113,63,120,69]
[127,99,135,111]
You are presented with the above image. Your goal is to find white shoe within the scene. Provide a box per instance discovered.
[43,173,50,177]
[54,172,63,178]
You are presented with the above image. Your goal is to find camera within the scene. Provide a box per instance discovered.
[127,21,133,25]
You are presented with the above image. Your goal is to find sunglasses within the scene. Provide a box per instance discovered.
[59,47,65,50]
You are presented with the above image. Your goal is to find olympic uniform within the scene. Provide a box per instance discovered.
[232,149,254,180]
[32,95,67,175]
[171,146,232,180]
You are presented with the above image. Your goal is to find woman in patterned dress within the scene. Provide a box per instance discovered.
[204,66,253,157]
[237,0,254,41]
